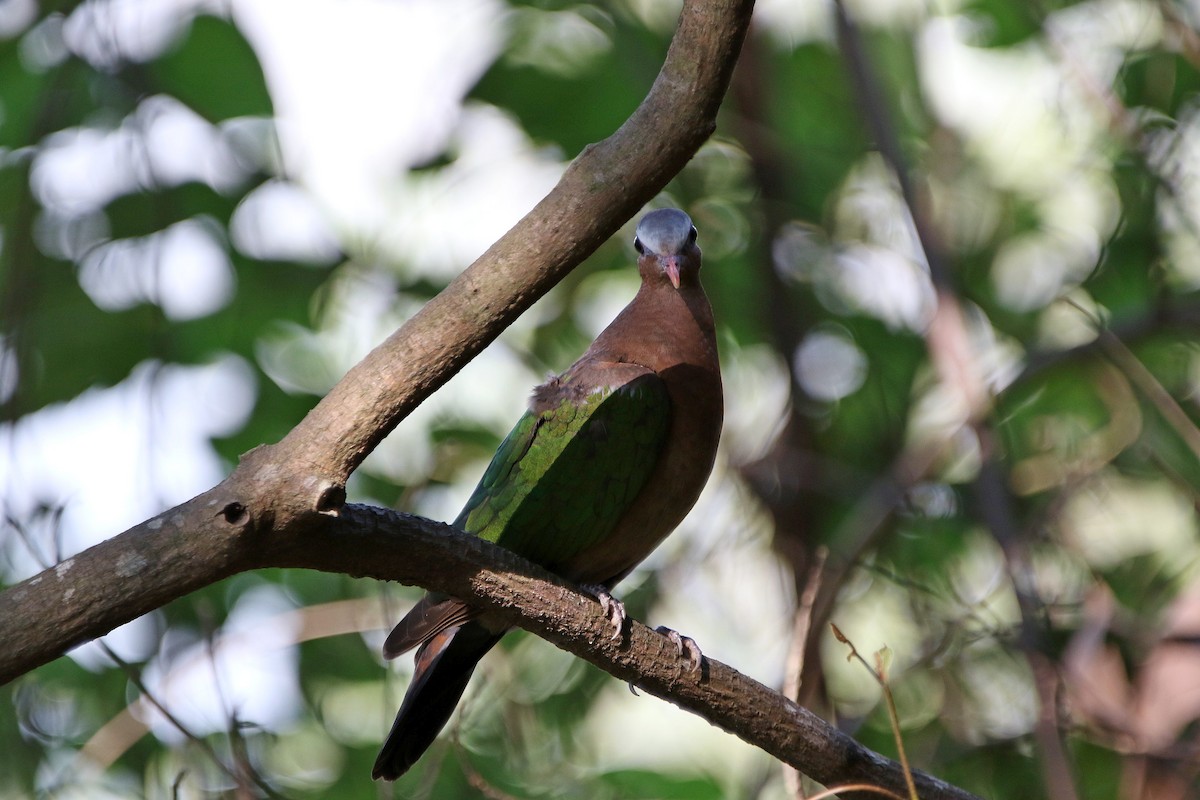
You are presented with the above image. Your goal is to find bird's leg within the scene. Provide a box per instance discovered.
[581,584,626,641]
[616,627,703,698]
[656,626,703,674]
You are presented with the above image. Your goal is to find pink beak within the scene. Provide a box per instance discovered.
[663,256,681,289]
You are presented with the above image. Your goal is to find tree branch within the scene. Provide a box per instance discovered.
[262,0,757,498]
[2,502,979,800]
[0,1,977,796]
[2,0,754,698]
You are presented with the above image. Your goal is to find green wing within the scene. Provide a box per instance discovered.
[453,375,671,569]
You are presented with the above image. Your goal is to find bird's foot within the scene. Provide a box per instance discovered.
[656,626,703,674]
[582,584,626,641]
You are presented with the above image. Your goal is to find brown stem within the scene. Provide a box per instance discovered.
[259,0,758,502]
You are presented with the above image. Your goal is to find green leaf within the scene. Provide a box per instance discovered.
[150,15,273,122]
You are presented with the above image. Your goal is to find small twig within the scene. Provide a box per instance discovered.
[830,625,918,800]
[832,0,952,292]
[1097,330,1200,461]
[1058,297,1200,461]
[451,686,524,800]
[803,438,953,703]
[783,548,828,799]
[458,750,524,800]
[1016,299,1200,385]
[974,432,1081,800]
[226,711,256,800]
[11,513,285,799]
[97,641,290,800]
[5,506,65,573]
[84,599,390,769]
[786,548,829,702]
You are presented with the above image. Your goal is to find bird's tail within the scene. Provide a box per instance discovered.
[372,622,503,781]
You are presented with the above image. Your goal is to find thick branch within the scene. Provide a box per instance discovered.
[0,499,979,800]
[265,0,755,494]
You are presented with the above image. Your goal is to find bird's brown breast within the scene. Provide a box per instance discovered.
[556,280,723,585]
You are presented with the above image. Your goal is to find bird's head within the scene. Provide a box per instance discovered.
[634,208,700,289]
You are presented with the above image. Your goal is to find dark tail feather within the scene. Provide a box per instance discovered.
[372,622,503,781]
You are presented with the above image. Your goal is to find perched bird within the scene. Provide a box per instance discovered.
[373,208,723,781]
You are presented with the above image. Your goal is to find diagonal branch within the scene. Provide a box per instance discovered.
[267,0,757,492]
[198,0,760,540]
[1,501,980,800]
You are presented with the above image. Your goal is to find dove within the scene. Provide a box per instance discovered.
[374,208,722,780]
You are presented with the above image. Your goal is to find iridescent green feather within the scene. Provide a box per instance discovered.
[452,375,671,569]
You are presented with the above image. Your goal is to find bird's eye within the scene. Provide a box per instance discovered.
[634,237,645,255]
[687,226,698,245]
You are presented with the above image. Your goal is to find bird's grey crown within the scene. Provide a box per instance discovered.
[634,208,696,256]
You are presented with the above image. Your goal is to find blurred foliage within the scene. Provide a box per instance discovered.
[3,0,1200,799]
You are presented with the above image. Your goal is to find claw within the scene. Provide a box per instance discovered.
[583,584,626,641]
[656,626,703,674]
